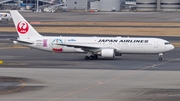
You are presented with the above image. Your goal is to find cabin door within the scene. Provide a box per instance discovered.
[154,41,159,48]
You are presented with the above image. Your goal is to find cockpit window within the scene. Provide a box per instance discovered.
[164,42,170,45]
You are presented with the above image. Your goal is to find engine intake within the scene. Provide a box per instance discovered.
[101,49,115,58]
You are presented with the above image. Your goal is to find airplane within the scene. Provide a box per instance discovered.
[10,10,174,61]
[0,13,11,21]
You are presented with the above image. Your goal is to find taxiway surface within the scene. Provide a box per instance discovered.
[0,47,180,101]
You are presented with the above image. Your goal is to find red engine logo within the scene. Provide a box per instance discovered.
[17,21,29,34]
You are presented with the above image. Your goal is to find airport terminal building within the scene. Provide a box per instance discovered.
[66,0,126,11]
[89,0,125,11]
[136,0,180,11]
[0,0,126,11]
[68,0,180,11]
[63,0,179,12]
[1,0,180,11]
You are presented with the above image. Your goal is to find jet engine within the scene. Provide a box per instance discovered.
[101,49,115,58]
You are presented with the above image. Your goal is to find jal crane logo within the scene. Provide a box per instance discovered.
[17,21,29,34]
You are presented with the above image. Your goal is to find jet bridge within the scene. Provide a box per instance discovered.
[39,0,54,4]
[43,3,64,12]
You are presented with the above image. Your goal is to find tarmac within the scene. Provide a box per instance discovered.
[0,12,180,101]
[0,48,180,101]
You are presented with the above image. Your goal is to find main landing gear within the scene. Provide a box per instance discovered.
[85,55,98,60]
[158,53,163,61]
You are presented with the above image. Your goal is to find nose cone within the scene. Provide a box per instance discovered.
[169,44,175,51]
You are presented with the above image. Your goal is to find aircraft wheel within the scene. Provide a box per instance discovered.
[90,55,94,60]
[94,55,98,60]
[158,57,162,61]
[85,56,89,60]
[158,53,163,61]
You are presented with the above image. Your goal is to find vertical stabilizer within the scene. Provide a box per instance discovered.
[10,11,42,39]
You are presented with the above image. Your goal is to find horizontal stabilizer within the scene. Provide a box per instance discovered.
[10,39,34,44]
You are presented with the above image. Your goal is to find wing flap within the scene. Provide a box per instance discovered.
[57,43,101,52]
[58,43,98,49]
[57,43,117,52]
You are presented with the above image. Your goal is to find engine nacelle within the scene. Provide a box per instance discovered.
[101,49,115,58]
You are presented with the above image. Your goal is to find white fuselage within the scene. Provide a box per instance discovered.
[14,36,174,54]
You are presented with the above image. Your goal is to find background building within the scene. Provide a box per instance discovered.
[66,0,125,11]
[66,0,88,10]
[90,0,125,11]
[136,0,157,11]
[0,0,64,12]
[1,0,180,12]
[136,0,180,11]
[160,0,180,11]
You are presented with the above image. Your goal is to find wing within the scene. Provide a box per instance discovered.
[56,43,107,52]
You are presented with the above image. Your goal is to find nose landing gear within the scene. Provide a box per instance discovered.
[158,53,163,61]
